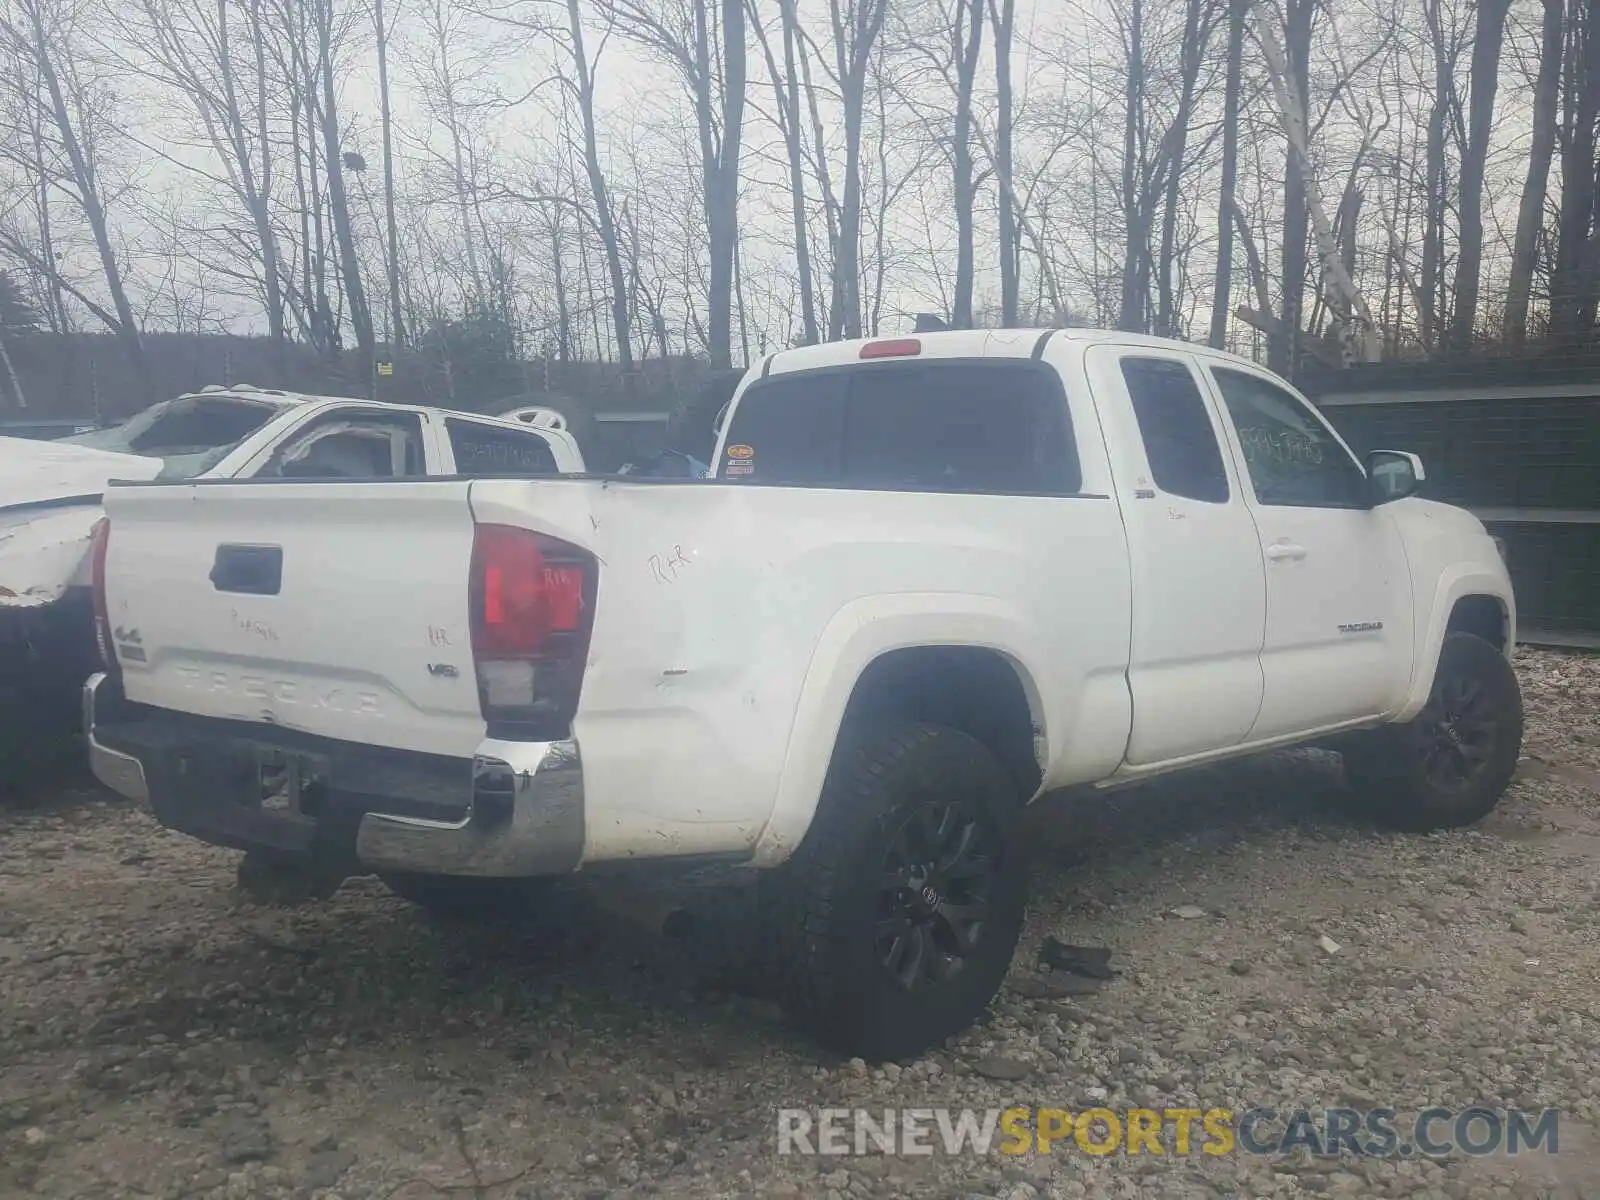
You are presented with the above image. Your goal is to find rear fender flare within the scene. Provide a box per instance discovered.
[748,593,1049,868]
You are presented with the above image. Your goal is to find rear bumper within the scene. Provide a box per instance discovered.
[83,672,585,878]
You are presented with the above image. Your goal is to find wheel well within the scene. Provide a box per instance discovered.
[1447,594,1507,651]
[835,647,1042,797]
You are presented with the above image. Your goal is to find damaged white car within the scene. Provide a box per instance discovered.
[0,386,584,775]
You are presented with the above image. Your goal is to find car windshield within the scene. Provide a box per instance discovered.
[58,395,278,477]
[59,410,164,454]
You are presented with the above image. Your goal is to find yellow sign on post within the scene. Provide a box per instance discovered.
[377,361,394,377]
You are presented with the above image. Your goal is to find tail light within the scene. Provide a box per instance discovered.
[859,337,922,359]
[468,523,597,740]
[89,516,114,668]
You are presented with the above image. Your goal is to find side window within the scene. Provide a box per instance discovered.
[446,420,560,476]
[262,413,426,479]
[1212,368,1368,508]
[1120,357,1229,503]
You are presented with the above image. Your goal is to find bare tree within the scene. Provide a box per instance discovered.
[987,0,1017,326]
[375,0,406,346]
[1208,0,1245,348]
[596,0,746,368]
[825,0,892,339]
[0,0,153,402]
[1448,0,1512,350]
[128,0,289,361]
[1549,0,1599,340]
[748,0,818,343]
[307,0,375,364]
[950,0,984,328]
[1504,0,1565,346]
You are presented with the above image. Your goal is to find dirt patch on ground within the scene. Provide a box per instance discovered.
[2,649,1598,1199]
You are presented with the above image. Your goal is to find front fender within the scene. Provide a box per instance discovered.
[748,593,1051,868]
[1394,563,1517,723]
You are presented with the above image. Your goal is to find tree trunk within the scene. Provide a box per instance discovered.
[1209,0,1244,348]
[566,0,633,371]
[1504,0,1565,346]
[1156,0,1206,337]
[26,58,66,333]
[314,3,374,363]
[758,0,818,344]
[828,0,889,340]
[950,0,984,328]
[1549,0,1600,341]
[1117,0,1146,332]
[375,0,406,347]
[705,0,746,369]
[988,0,1018,326]
[1418,0,1451,352]
[220,0,286,359]
[1449,0,1512,351]
[1272,0,1314,376]
[549,211,571,363]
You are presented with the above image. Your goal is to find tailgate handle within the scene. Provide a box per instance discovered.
[210,544,283,595]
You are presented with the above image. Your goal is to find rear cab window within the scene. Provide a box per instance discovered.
[718,360,1082,495]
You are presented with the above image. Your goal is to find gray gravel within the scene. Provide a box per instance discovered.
[2,648,1598,1200]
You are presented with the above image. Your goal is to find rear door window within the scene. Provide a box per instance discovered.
[446,419,560,476]
[1121,356,1230,503]
[720,361,1080,494]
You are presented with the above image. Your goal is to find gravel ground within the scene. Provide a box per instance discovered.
[2,648,1598,1200]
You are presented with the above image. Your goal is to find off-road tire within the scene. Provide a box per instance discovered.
[1341,632,1522,832]
[765,723,1028,1062]
[378,872,561,921]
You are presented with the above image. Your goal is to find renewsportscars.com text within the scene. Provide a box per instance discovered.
[776,1106,1561,1159]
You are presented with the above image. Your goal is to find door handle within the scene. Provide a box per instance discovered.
[1264,541,1307,562]
[210,544,283,595]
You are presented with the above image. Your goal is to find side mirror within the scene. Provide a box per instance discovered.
[1366,450,1426,504]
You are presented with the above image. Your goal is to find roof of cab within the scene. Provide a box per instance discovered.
[758,327,1265,379]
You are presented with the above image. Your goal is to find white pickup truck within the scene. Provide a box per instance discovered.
[0,388,583,769]
[84,329,1521,1061]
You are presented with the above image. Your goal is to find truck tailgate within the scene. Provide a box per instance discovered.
[101,480,487,758]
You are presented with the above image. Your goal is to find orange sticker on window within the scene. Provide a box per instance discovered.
[726,444,754,460]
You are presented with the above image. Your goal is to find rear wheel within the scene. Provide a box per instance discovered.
[1341,632,1522,832]
[379,872,562,921]
[766,724,1028,1062]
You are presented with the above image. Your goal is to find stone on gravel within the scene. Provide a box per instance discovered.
[302,1147,356,1189]
[218,1117,272,1164]
[971,1055,1031,1081]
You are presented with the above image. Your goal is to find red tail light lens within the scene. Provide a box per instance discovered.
[89,516,114,668]
[469,524,596,739]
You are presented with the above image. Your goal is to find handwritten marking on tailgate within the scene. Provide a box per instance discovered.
[648,545,692,585]
[231,608,279,641]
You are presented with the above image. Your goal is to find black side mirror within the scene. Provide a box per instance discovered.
[1366,449,1426,504]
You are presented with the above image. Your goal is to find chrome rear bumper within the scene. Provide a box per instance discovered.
[354,740,585,877]
[82,671,585,878]
[85,672,150,806]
